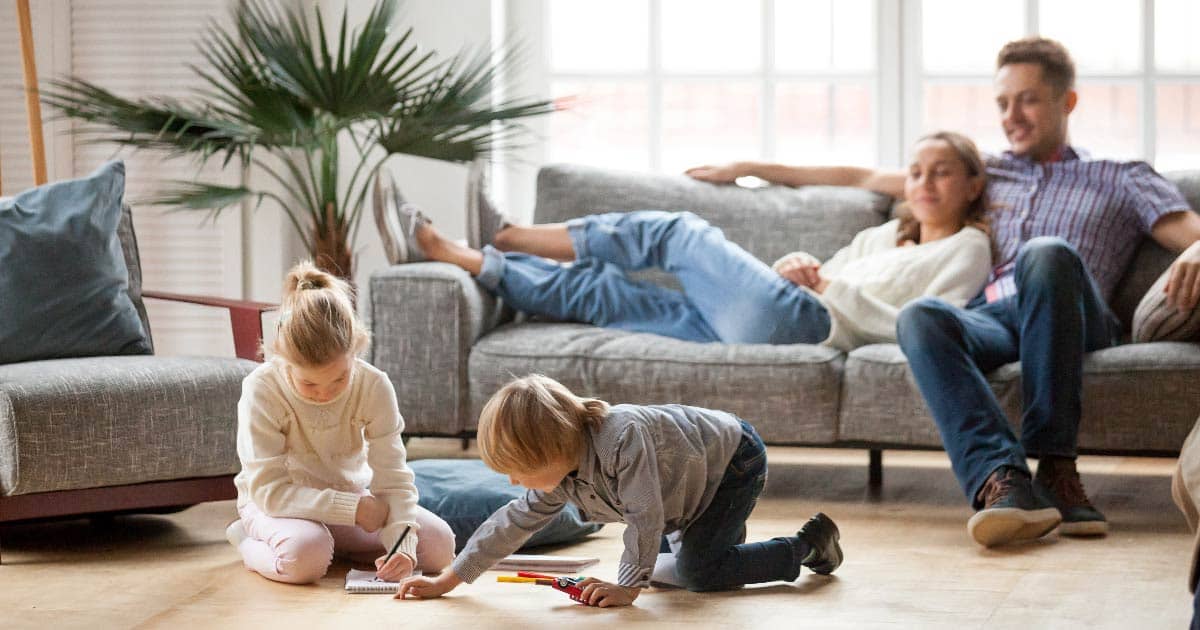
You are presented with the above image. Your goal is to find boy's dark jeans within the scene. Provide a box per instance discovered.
[671,420,802,591]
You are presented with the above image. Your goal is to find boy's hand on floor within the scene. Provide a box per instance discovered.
[577,578,640,608]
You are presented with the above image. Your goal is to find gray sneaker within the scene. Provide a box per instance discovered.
[465,160,512,250]
[373,171,429,263]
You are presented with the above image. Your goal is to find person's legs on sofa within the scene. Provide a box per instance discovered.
[896,296,1059,546]
[236,502,335,584]
[475,246,722,342]
[1011,237,1119,535]
[567,211,831,344]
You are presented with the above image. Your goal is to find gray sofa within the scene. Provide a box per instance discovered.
[0,206,269,538]
[369,164,1200,478]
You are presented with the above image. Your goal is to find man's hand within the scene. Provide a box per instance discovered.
[395,571,463,600]
[773,252,823,289]
[375,550,415,582]
[576,578,640,608]
[355,494,389,532]
[685,163,744,184]
[1165,240,1200,311]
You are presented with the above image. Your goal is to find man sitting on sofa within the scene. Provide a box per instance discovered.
[688,37,1200,547]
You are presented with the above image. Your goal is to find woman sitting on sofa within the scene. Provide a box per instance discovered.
[397,131,993,351]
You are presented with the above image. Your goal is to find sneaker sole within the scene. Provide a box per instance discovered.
[967,507,1062,547]
[1058,519,1108,537]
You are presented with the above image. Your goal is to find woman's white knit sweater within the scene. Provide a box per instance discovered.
[785,219,992,351]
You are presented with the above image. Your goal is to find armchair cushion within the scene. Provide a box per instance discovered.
[0,355,254,496]
[0,160,151,363]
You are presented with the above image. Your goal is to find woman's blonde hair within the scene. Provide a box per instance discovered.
[271,261,370,367]
[895,130,993,250]
[477,374,610,475]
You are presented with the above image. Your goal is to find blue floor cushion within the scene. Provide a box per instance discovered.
[411,458,602,553]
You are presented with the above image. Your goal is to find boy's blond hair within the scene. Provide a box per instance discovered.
[271,261,370,367]
[477,375,610,474]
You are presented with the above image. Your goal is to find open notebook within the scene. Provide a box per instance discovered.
[344,568,421,594]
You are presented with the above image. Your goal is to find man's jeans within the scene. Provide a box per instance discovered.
[896,237,1121,506]
[665,419,803,591]
[475,210,831,344]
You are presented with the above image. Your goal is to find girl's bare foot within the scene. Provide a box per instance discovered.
[416,223,484,276]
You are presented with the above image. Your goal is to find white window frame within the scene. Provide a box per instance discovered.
[508,0,1199,180]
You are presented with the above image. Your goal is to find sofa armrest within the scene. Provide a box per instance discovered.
[143,291,278,361]
[368,263,511,436]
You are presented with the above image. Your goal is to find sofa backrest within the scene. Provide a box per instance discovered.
[116,203,154,351]
[534,164,1200,331]
[534,164,893,268]
[1110,170,1200,329]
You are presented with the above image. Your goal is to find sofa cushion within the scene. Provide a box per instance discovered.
[839,342,1200,453]
[1132,265,1200,342]
[0,355,256,496]
[0,160,152,363]
[469,322,844,444]
[838,344,1022,448]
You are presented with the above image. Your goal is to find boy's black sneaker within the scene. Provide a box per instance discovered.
[797,512,843,575]
[967,466,1062,547]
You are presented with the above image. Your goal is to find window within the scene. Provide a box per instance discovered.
[536,0,1200,170]
[0,1,243,357]
[543,0,878,174]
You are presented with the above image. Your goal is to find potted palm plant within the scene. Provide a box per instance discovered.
[41,0,556,278]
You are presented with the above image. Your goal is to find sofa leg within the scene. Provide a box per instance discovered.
[461,436,471,451]
[868,449,883,496]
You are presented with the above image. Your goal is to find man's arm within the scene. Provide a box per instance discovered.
[1149,210,1200,310]
[685,161,906,198]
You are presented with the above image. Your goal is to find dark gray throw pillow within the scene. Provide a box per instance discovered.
[411,458,603,553]
[0,160,152,364]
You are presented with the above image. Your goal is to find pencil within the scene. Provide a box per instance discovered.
[382,524,411,566]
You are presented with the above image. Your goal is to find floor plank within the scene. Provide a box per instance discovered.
[0,442,1192,629]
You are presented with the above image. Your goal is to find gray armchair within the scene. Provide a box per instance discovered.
[0,205,274,559]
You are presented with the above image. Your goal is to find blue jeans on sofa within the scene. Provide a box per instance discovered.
[475,210,831,344]
[896,237,1121,505]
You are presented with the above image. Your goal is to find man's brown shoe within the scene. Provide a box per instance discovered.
[967,466,1062,547]
[1036,457,1108,536]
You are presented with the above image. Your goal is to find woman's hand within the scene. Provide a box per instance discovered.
[577,578,641,608]
[375,551,415,582]
[395,571,464,600]
[773,252,823,289]
[685,163,744,184]
[355,494,389,532]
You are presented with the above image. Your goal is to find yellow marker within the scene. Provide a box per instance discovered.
[496,576,541,583]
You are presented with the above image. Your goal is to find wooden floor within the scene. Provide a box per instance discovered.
[0,441,1192,629]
